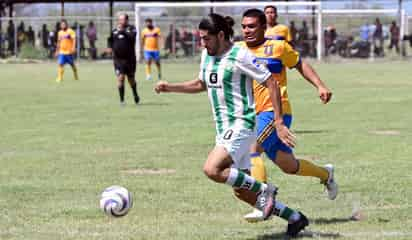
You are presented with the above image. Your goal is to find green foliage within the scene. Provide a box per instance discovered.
[18,43,47,60]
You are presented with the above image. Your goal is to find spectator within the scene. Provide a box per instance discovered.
[298,21,310,57]
[7,20,15,54]
[289,21,298,46]
[388,21,400,54]
[17,21,26,50]
[39,24,49,49]
[86,21,97,49]
[79,25,85,57]
[27,26,35,46]
[164,24,180,57]
[180,27,193,56]
[373,18,384,57]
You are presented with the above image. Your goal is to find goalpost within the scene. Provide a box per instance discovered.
[134,1,323,60]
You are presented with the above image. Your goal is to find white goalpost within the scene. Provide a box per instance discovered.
[134,1,323,60]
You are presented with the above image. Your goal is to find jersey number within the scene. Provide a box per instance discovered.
[209,73,218,84]
[223,130,234,140]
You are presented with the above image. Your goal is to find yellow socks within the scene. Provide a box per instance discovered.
[250,153,267,183]
[56,66,64,82]
[296,159,329,183]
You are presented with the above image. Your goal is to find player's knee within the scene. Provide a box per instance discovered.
[278,163,298,174]
[202,165,221,182]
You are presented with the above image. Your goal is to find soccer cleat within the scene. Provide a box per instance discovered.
[56,77,62,83]
[146,75,152,81]
[286,211,309,237]
[158,73,162,81]
[324,164,338,200]
[120,101,126,107]
[134,95,140,105]
[244,208,264,223]
[255,183,277,220]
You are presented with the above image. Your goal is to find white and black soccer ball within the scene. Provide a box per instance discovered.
[100,185,132,217]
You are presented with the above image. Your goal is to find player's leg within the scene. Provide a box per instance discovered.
[66,54,78,80]
[56,54,65,82]
[126,60,140,105]
[117,74,126,106]
[144,51,152,80]
[154,51,161,80]
[203,129,276,219]
[114,61,126,105]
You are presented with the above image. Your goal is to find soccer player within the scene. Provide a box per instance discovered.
[264,5,292,42]
[141,18,162,80]
[155,13,308,237]
[238,9,337,223]
[108,14,140,106]
[55,19,79,82]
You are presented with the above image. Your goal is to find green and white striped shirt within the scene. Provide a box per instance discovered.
[198,45,271,135]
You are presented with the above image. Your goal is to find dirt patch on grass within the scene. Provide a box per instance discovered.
[369,130,401,136]
[122,168,176,175]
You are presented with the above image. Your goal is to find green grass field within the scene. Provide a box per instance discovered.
[1,60,411,240]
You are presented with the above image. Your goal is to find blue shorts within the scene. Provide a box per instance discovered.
[144,50,160,62]
[256,111,293,161]
[58,54,74,65]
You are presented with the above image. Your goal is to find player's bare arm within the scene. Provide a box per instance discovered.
[296,61,332,104]
[264,75,296,148]
[155,79,206,94]
[54,39,60,57]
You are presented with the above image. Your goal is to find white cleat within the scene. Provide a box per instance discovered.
[256,183,277,220]
[244,208,264,223]
[324,164,338,200]
[146,75,152,81]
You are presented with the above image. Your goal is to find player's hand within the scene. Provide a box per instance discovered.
[275,120,296,148]
[155,81,169,94]
[318,86,332,104]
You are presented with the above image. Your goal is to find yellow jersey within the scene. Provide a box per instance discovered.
[237,40,300,115]
[265,24,292,42]
[141,27,161,51]
[58,28,76,55]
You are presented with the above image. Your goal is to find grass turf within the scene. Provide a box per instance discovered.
[0,60,411,239]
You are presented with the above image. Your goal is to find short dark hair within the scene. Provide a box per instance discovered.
[145,18,152,23]
[264,5,277,13]
[199,13,234,40]
[243,8,266,26]
[61,19,68,25]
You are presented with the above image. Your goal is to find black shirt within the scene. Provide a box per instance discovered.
[108,24,136,59]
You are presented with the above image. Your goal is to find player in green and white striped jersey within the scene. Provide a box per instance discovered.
[155,13,300,224]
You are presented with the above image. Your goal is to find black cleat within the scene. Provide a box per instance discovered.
[286,211,309,237]
[134,95,140,105]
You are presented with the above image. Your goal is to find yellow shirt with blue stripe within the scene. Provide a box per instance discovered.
[58,28,76,55]
[141,27,161,51]
[265,24,292,42]
[237,39,300,115]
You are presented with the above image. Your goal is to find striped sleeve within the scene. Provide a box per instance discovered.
[237,48,271,84]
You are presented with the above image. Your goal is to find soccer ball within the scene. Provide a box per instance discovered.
[100,185,132,217]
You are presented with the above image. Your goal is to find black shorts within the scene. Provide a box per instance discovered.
[114,58,136,77]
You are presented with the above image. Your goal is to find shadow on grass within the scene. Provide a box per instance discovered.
[138,102,170,106]
[251,230,342,240]
[294,130,329,134]
[311,217,355,225]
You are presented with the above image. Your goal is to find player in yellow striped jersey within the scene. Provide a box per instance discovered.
[264,5,292,43]
[238,9,338,223]
[55,19,79,82]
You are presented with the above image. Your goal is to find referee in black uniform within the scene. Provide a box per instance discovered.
[108,13,140,106]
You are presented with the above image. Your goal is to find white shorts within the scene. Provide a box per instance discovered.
[215,128,256,170]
